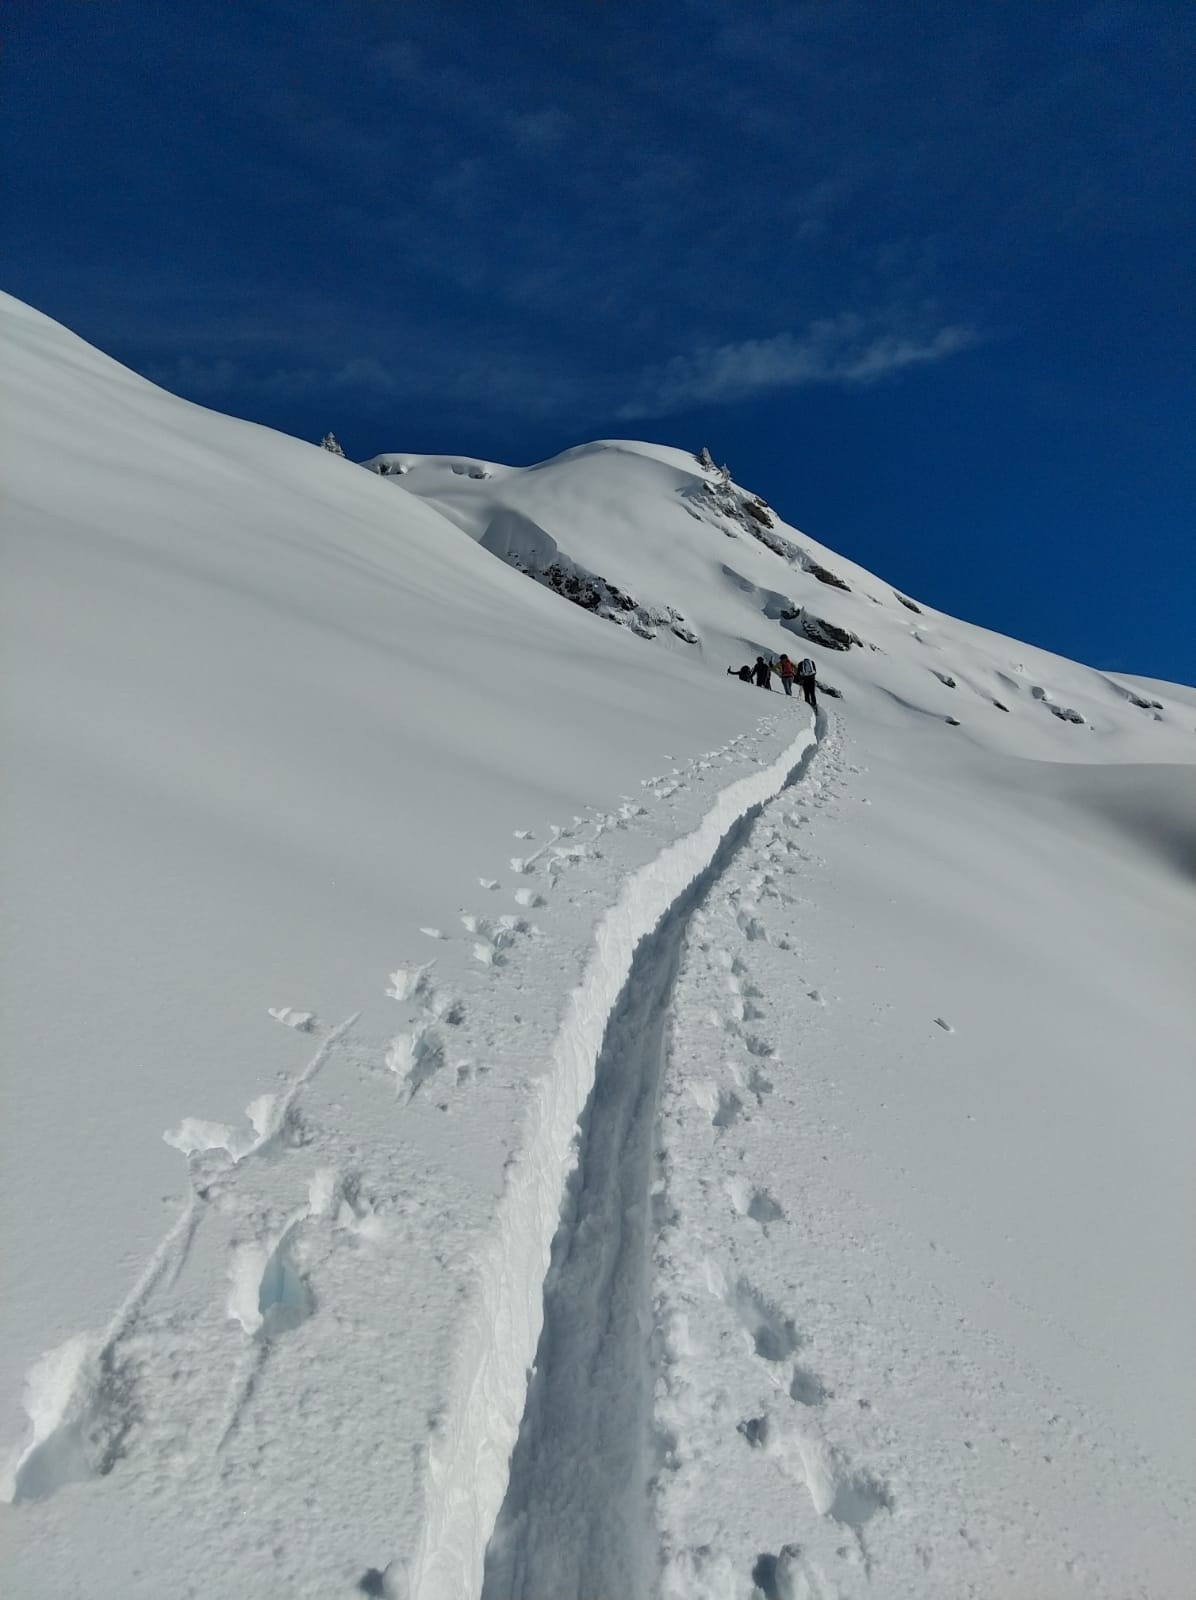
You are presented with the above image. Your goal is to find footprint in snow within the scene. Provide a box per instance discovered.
[747,1066,773,1101]
[736,908,769,942]
[228,1223,315,1339]
[750,1545,806,1600]
[730,1278,801,1364]
[712,1090,744,1130]
[747,1188,784,1226]
[738,1414,770,1449]
[789,1366,829,1406]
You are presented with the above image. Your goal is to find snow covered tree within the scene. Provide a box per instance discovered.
[320,432,345,456]
[696,445,716,471]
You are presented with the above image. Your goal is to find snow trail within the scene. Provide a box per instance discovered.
[479,734,824,1599]
[408,720,818,1600]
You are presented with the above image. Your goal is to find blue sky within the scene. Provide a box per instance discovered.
[6,0,1193,681]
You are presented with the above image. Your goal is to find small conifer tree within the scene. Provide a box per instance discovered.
[320,432,345,456]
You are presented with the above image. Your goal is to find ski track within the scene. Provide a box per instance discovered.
[480,725,825,1600]
[12,704,1180,1597]
[3,715,827,1599]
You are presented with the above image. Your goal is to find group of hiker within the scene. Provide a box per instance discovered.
[727,652,818,710]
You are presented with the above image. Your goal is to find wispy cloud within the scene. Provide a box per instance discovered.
[617,315,980,418]
[332,356,397,392]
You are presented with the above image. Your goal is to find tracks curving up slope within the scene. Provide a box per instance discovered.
[479,735,824,1599]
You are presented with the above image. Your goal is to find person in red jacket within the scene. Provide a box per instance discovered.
[777,654,797,696]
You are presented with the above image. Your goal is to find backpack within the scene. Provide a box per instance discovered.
[799,658,816,678]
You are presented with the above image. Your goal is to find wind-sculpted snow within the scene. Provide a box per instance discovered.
[2,295,1194,1598]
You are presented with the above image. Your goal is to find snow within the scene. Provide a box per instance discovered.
[2,292,1193,1598]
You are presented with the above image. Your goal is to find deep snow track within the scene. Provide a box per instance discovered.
[480,733,823,1600]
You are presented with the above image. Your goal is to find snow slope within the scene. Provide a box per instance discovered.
[374,440,1192,765]
[2,295,1193,1599]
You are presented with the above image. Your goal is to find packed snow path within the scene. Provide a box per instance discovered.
[482,734,823,1600]
[1,703,823,1600]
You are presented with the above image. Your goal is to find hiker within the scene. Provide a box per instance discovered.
[777,654,797,697]
[727,664,753,683]
[796,655,818,710]
[753,656,773,689]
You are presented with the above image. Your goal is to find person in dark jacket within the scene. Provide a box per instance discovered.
[753,656,773,689]
[796,655,818,710]
[727,664,753,683]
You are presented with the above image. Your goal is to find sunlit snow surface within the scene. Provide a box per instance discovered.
[2,293,1193,1599]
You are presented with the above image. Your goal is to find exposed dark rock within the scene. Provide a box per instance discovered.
[516,559,697,644]
[806,559,850,590]
[1122,686,1165,712]
[680,482,850,589]
[993,699,1010,712]
[895,592,922,612]
[945,716,961,726]
[797,613,861,651]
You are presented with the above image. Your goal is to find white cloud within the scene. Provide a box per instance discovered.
[617,314,980,418]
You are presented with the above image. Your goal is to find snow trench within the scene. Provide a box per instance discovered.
[407,720,818,1600]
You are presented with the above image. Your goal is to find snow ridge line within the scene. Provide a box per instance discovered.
[407,719,818,1600]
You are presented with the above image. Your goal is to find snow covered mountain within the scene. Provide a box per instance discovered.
[367,441,1189,755]
[2,292,1192,1600]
